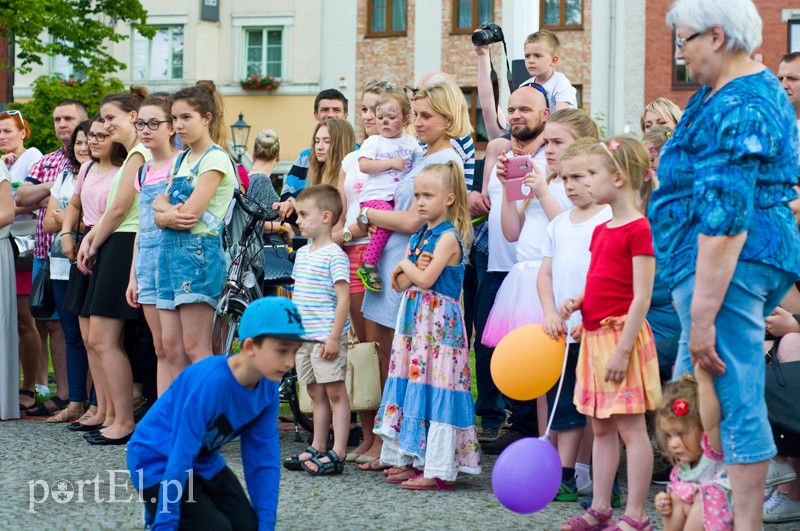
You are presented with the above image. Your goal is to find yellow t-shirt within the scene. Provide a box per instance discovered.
[176,146,235,236]
[107,143,151,233]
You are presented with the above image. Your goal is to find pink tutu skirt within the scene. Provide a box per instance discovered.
[481,260,544,347]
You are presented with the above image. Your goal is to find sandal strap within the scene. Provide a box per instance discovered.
[586,507,613,523]
[19,389,35,399]
[618,515,651,530]
[304,451,344,475]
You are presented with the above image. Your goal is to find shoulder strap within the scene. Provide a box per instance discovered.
[137,160,150,188]
[170,149,191,177]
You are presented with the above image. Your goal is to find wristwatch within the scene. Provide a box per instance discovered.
[342,226,353,242]
[358,207,371,225]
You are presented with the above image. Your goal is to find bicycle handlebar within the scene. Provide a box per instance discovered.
[234,189,269,220]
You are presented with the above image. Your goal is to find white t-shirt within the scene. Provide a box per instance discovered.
[357,134,423,203]
[48,171,76,280]
[522,71,577,114]
[516,179,573,262]
[7,148,44,184]
[341,151,370,246]
[542,205,613,341]
[487,147,547,272]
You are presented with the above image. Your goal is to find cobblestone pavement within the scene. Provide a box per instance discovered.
[0,419,796,530]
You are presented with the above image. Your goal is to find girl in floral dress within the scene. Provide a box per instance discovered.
[373,161,480,490]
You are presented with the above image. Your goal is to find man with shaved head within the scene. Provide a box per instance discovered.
[475,85,551,453]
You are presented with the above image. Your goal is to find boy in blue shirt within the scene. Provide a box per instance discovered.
[127,297,315,530]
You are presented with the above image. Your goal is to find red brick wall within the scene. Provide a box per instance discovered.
[440,1,504,87]
[356,0,416,92]
[0,36,9,104]
[645,0,800,109]
[549,0,592,112]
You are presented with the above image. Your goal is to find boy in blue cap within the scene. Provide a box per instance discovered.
[127,297,315,530]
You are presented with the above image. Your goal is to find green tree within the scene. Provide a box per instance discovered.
[9,74,124,153]
[0,0,154,76]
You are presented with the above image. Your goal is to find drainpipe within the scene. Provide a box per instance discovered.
[608,1,616,134]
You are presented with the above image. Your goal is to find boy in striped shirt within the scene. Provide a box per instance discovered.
[288,184,351,476]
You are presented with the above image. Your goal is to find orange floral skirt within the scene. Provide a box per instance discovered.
[574,315,662,419]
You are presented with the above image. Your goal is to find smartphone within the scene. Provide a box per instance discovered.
[504,155,535,201]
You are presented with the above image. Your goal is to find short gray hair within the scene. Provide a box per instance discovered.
[666,0,762,55]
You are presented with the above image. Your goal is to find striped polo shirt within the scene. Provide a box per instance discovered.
[291,243,351,340]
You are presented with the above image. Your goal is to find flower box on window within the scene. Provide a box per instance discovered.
[240,74,280,91]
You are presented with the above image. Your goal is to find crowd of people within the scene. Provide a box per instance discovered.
[2,0,800,528]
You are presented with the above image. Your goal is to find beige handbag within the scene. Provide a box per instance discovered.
[299,328,382,412]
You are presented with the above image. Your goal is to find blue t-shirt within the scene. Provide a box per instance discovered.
[127,356,280,530]
[649,69,800,289]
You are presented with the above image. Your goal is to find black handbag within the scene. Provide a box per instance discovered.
[29,258,55,318]
[262,240,294,287]
[765,353,800,435]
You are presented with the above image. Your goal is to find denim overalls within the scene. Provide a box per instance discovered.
[135,161,167,305]
[155,145,229,310]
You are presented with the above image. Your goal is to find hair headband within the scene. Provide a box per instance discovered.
[598,140,622,172]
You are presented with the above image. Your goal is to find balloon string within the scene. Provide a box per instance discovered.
[543,334,571,439]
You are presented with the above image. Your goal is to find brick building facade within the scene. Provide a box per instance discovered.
[356,0,594,150]
[645,0,800,109]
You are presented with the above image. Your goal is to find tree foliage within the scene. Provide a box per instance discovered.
[0,0,154,76]
[8,74,124,153]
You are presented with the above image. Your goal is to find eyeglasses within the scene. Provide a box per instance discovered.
[1,109,25,128]
[675,31,705,49]
[134,119,171,131]
[87,132,110,142]
[518,81,550,102]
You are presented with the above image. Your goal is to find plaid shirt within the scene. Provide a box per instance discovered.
[28,147,70,259]
[472,220,489,255]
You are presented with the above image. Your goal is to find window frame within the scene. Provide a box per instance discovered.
[242,27,285,80]
[671,31,701,90]
[460,86,489,151]
[131,25,185,82]
[539,0,583,31]
[366,0,408,38]
[789,20,800,53]
[451,0,494,35]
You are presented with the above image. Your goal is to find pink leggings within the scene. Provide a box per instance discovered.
[361,199,394,266]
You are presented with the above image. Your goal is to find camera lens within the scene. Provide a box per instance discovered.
[472,29,491,47]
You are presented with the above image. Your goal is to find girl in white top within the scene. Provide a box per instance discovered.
[356,89,422,291]
[481,111,580,348]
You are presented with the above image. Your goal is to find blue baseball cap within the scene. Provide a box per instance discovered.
[238,297,318,342]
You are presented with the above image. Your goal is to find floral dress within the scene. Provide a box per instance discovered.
[668,434,733,530]
[373,220,481,481]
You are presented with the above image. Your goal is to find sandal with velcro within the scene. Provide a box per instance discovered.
[302,450,346,476]
[283,446,323,471]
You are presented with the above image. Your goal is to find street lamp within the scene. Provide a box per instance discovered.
[230,112,251,163]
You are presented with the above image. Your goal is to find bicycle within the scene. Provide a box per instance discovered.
[211,189,312,440]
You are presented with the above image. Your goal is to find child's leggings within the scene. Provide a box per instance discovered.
[361,199,394,266]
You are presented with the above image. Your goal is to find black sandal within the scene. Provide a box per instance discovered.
[303,450,345,476]
[283,446,323,471]
[24,396,69,417]
[19,389,35,411]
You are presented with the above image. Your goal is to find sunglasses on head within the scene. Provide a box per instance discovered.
[365,80,398,91]
[2,109,25,128]
[519,80,549,102]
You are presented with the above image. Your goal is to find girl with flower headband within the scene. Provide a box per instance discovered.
[560,136,661,530]
[654,372,731,530]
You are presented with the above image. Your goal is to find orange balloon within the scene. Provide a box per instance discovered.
[490,324,567,401]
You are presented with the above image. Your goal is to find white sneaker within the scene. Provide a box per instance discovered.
[577,478,593,496]
[763,491,800,523]
[766,459,798,487]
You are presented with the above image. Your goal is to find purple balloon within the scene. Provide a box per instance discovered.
[491,437,561,514]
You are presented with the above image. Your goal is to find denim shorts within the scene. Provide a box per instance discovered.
[156,232,225,310]
[672,261,794,465]
[546,343,586,431]
[135,235,161,306]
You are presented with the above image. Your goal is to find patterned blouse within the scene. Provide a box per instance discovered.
[649,69,800,289]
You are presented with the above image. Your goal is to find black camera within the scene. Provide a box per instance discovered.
[471,23,504,46]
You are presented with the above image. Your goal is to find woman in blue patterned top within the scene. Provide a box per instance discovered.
[649,1,800,527]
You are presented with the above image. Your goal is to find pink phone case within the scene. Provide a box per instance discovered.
[504,156,535,201]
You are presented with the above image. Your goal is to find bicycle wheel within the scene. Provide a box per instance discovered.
[211,294,249,354]
[281,371,314,433]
